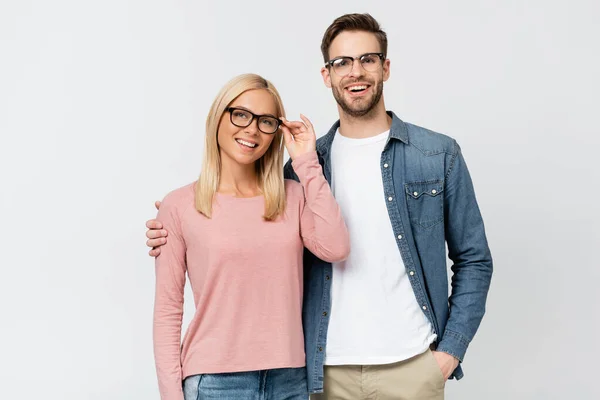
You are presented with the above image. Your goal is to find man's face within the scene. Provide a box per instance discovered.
[321,30,390,118]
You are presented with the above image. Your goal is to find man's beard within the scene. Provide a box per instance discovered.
[332,80,384,118]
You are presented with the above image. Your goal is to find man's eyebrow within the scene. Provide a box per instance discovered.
[330,52,380,60]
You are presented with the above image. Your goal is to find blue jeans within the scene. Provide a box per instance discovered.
[183,367,308,400]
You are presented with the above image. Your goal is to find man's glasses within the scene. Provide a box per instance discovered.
[226,107,281,134]
[325,52,385,76]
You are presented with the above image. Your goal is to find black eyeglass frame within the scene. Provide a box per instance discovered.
[225,107,282,134]
[325,52,386,76]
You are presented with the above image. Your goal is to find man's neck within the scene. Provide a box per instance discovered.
[337,102,392,139]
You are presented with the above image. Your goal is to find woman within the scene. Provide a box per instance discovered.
[153,73,350,400]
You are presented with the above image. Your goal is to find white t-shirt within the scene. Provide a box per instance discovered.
[324,129,437,366]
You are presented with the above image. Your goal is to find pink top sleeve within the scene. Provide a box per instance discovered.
[292,151,351,262]
[153,193,188,400]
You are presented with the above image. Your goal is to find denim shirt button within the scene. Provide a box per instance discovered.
[384,163,389,168]
[409,271,414,276]
[322,312,328,316]
[422,305,427,310]
[397,234,402,239]
[388,196,393,201]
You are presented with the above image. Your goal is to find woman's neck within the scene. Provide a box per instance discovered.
[218,157,261,197]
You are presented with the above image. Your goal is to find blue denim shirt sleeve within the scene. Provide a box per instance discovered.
[284,158,299,181]
[436,140,493,362]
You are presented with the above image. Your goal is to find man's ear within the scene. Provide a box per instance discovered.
[383,58,391,82]
[321,66,332,88]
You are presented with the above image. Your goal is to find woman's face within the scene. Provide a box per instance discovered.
[217,89,280,167]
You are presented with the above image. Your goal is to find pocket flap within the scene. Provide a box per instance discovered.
[405,181,444,199]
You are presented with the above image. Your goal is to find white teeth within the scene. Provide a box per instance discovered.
[236,139,257,148]
[349,85,367,91]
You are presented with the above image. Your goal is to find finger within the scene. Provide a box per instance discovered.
[146,219,163,230]
[281,117,305,130]
[155,201,161,210]
[147,229,168,239]
[280,116,292,127]
[286,123,306,136]
[299,114,314,131]
[280,125,294,146]
[149,248,161,257]
[147,237,166,248]
[294,124,306,134]
[295,122,308,134]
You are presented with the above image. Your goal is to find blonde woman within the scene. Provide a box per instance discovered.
[153,73,350,400]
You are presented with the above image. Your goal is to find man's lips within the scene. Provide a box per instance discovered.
[344,83,371,96]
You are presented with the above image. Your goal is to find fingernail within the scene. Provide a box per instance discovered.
[161,230,167,235]
[161,238,166,243]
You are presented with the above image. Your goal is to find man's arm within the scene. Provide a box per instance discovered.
[436,140,493,362]
[284,157,299,182]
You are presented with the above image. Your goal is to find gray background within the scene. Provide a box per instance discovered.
[1,0,598,398]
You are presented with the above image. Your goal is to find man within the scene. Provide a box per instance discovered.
[146,13,492,400]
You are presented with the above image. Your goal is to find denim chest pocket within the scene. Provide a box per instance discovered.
[405,180,444,228]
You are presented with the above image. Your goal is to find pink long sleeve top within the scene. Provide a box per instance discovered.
[153,151,350,399]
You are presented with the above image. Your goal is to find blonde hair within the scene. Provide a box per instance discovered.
[195,73,286,221]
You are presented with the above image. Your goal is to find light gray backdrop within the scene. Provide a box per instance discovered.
[1,0,598,399]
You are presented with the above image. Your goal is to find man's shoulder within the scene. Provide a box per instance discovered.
[283,158,298,180]
[316,134,330,147]
[404,122,458,156]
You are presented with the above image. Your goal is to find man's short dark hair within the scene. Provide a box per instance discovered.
[320,13,387,62]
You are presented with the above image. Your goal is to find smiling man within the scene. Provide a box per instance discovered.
[146,13,493,400]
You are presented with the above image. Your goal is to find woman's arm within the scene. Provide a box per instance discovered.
[280,115,350,263]
[294,151,350,262]
[153,193,187,400]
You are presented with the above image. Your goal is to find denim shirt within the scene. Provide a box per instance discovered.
[283,111,493,394]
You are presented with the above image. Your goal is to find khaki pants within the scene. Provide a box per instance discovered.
[311,349,445,400]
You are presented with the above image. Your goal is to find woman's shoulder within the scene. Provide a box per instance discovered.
[161,181,196,210]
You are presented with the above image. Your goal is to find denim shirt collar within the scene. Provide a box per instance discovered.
[316,111,409,159]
